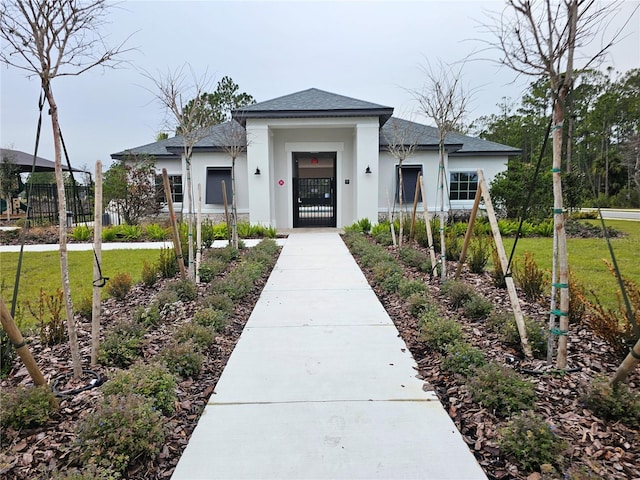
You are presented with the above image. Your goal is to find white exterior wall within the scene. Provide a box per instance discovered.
[448,155,508,210]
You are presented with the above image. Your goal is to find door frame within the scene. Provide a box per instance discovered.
[293,152,337,227]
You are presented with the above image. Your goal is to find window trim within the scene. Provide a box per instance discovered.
[156,174,183,204]
[449,170,478,201]
[205,167,233,205]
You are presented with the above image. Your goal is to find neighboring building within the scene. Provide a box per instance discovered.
[111,88,520,229]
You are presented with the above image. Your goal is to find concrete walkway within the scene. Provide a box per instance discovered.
[172,232,486,480]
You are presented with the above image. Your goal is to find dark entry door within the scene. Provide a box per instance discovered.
[293,153,336,228]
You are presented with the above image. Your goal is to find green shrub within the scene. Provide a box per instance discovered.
[77,394,165,474]
[69,225,91,241]
[441,342,486,376]
[102,362,176,415]
[420,313,463,352]
[208,245,239,264]
[157,247,178,279]
[212,263,257,300]
[26,288,66,346]
[75,295,93,319]
[371,260,402,282]
[175,322,215,351]
[52,464,121,480]
[490,244,506,288]
[499,314,548,359]
[101,226,117,242]
[467,362,536,416]
[533,219,554,237]
[462,294,494,320]
[200,293,234,316]
[467,236,491,274]
[168,278,197,302]
[141,260,159,287]
[193,307,228,332]
[582,379,640,428]
[407,293,435,318]
[198,258,227,283]
[441,280,475,308]
[98,319,145,368]
[398,246,431,273]
[357,218,372,233]
[514,251,548,301]
[0,328,16,377]
[398,278,427,299]
[105,272,132,302]
[379,272,403,293]
[499,411,567,472]
[144,223,167,241]
[371,222,393,246]
[154,288,179,309]
[160,341,203,378]
[444,229,462,261]
[0,385,55,429]
[117,224,143,240]
[133,304,161,327]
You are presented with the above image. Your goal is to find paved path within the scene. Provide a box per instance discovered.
[172,232,486,480]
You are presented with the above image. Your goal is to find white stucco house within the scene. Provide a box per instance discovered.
[111,88,520,229]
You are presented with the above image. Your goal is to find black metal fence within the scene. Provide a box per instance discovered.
[25,183,94,225]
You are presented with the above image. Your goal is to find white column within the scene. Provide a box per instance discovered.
[246,123,271,226]
[355,121,380,225]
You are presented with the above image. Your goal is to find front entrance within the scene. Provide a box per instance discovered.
[293,152,336,227]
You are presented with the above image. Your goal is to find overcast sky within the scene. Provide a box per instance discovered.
[1,0,638,173]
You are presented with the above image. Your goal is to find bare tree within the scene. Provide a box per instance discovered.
[484,0,631,370]
[384,118,420,248]
[144,65,217,280]
[415,60,470,281]
[0,0,129,378]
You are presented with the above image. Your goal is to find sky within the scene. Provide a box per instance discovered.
[1,0,638,174]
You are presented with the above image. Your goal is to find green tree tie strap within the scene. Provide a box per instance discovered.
[12,340,26,349]
[553,208,564,214]
[552,282,569,289]
[631,348,640,360]
[551,167,562,173]
[551,309,568,316]
[549,328,568,336]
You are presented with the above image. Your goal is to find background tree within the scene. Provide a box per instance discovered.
[0,154,22,220]
[0,0,129,378]
[103,157,160,225]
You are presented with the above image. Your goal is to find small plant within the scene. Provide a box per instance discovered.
[141,260,159,287]
[371,222,393,246]
[157,247,178,279]
[208,245,239,264]
[26,288,66,345]
[193,307,228,332]
[420,313,464,352]
[168,278,197,302]
[175,322,215,351]
[144,223,167,241]
[441,341,486,376]
[98,319,145,368]
[444,229,462,261]
[582,378,640,428]
[52,464,121,480]
[568,270,586,324]
[69,224,91,241]
[462,294,494,320]
[200,293,234,316]
[513,251,548,301]
[75,294,93,319]
[133,304,161,327]
[398,246,432,273]
[357,217,372,234]
[499,315,548,359]
[0,328,16,377]
[467,236,491,274]
[105,272,132,301]
[154,288,179,310]
[198,258,227,283]
[117,224,143,240]
[407,293,435,318]
[159,341,203,378]
[398,278,427,299]
[467,362,536,416]
[441,280,475,308]
[102,362,177,415]
[0,385,56,429]
[76,394,165,474]
[379,271,403,293]
[499,411,567,472]
[101,226,117,242]
[490,244,506,288]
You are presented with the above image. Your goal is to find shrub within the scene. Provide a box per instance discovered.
[407,293,435,318]
[133,304,161,327]
[105,272,132,302]
[198,258,227,283]
[154,288,179,310]
[568,271,586,324]
[398,246,432,273]
[144,223,167,241]
[467,236,491,274]
[467,362,536,416]
[582,378,640,428]
[98,319,145,368]
[490,244,506,288]
[200,293,234,316]
[141,260,159,287]
[0,385,56,429]
[208,245,239,264]
[26,288,66,346]
[371,222,393,246]
[462,294,494,320]
[193,307,228,332]
[157,247,178,279]
[175,322,215,351]
[420,313,463,352]
[102,362,176,415]
[101,226,117,242]
[398,279,427,299]
[499,411,567,472]
[76,394,165,474]
[371,260,402,283]
[441,280,475,308]
[441,341,486,376]
[444,229,462,261]
[69,225,91,241]
[160,341,203,378]
[513,251,548,301]
[75,295,93,319]
[117,224,143,240]
[380,272,403,293]
[357,218,372,233]
[52,464,121,480]
[0,328,16,377]
[168,278,197,302]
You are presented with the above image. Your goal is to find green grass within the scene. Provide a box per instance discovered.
[500,220,640,310]
[1,249,161,328]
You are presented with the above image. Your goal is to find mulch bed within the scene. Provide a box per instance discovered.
[1,233,639,479]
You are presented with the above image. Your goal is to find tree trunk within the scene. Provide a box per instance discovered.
[91,161,103,366]
[231,157,238,249]
[44,83,82,379]
[398,161,404,248]
[438,143,447,281]
[186,156,195,280]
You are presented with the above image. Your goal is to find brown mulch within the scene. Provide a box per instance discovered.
[1,234,639,479]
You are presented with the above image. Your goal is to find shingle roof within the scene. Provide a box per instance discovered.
[1,148,87,173]
[232,88,394,125]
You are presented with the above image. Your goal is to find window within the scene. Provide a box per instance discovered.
[206,168,232,204]
[449,171,478,200]
[156,174,183,203]
[396,165,423,203]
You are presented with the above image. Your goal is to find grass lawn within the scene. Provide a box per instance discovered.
[1,249,162,328]
[502,220,640,310]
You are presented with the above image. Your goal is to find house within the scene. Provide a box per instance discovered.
[111,88,520,229]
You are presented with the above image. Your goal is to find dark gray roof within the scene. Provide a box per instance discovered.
[232,88,394,125]
[1,148,87,173]
[380,117,521,155]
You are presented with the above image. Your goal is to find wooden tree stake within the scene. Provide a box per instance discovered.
[163,168,186,279]
[418,174,438,271]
